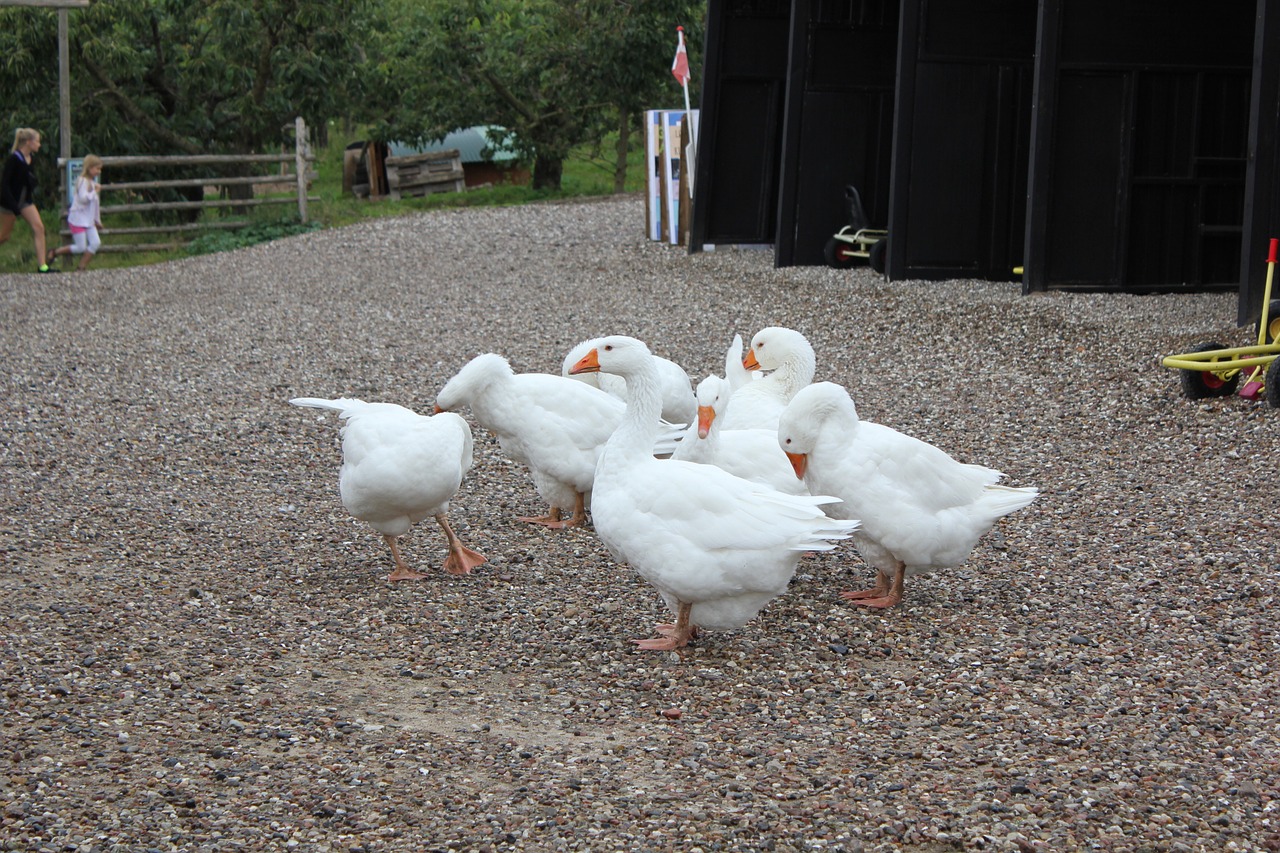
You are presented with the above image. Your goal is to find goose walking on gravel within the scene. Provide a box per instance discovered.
[290,397,486,581]
[777,382,1038,608]
[436,353,679,528]
[570,336,858,651]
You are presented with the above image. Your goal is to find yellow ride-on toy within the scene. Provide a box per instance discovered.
[1162,238,1280,407]
[823,185,888,274]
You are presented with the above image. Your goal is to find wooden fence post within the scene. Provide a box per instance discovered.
[295,116,309,224]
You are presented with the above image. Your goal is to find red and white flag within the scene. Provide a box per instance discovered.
[671,26,690,87]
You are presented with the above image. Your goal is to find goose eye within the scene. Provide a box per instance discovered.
[604,345,613,352]
[784,438,791,445]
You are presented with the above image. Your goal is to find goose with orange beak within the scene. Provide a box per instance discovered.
[671,374,807,495]
[778,382,1038,609]
[722,327,816,430]
[570,336,857,651]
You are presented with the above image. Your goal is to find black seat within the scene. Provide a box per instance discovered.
[844,185,870,232]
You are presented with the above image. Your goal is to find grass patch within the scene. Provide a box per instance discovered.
[0,125,647,274]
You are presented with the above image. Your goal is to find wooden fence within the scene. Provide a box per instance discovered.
[55,116,318,254]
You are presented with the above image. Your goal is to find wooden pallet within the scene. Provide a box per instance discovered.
[385,149,465,200]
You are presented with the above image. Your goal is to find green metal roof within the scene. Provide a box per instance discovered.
[388,126,519,164]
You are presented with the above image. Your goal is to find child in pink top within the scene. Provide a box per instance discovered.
[49,154,104,271]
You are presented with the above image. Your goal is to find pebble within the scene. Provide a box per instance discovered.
[0,196,1276,851]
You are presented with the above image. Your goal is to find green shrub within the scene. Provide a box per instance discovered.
[185,220,322,256]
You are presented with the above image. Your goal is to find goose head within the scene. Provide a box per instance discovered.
[694,374,730,438]
[776,381,859,478]
[435,352,514,412]
[568,335,653,380]
[744,327,815,374]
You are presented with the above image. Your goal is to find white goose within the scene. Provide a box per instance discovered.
[290,397,485,580]
[434,353,624,528]
[722,326,816,430]
[435,353,681,528]
[722,333,753,396]
[672,374,808,495]
[777,382,1038,608]
[569,336,858,651]
[562,339,696,426]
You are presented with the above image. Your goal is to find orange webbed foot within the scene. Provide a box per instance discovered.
[443,546,487,576]
[848,594,902,609]
[840,588,884,601]
[634,635,689,651]
[387,567,428,582]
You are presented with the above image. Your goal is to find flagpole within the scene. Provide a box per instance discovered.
[676,26,697,170]
[679,28,692,114]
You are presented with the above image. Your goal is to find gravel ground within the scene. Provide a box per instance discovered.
[1,195,1277,852]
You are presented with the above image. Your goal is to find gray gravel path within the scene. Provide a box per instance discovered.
[1,195,1277,851]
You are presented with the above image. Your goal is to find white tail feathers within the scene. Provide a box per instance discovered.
[983,484,1039,518]
[290,396,364,414]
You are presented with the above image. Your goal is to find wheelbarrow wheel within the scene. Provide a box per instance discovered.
[869,237,887,274]
[823,236,858,269]
[1258,299,1280,344]
[1178,342,1240,399]
[1266,356,1280,408]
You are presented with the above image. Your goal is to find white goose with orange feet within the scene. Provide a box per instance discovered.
[570,336,858,651]
[436,353,681,529]
[777,382,1038,609]
[290,397,486,581]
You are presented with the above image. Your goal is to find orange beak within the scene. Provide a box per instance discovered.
[696,405,715,438]
[785,451,807,479]
[433,404,444,414]
[743,348,761,370]
[569,348,601,375]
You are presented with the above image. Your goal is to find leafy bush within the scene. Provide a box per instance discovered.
[185,220,322,256]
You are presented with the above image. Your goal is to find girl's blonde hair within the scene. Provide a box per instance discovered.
[11,128,40,153]
[82,154,103,173]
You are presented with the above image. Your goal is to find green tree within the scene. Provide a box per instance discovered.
[369,0,704,192]
[586,1,705,192]
[0,0,374,175]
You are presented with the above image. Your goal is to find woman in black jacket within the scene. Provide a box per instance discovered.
[0,127,54,273]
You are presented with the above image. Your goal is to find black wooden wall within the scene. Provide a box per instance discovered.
[688,0,792,250]
[775,0,898,267]
[1241,0,1280,326]
[1024,0,1256,294]
[690,0,1275,322]
[887,0,1037,281]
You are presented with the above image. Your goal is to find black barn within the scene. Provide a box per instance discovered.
[689,0,1277,326]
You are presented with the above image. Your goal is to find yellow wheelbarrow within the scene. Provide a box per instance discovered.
[1162,238,1280,407]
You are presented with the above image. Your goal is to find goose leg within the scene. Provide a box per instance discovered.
[840,569,890,602]
[635,601,696,650]
[848,562,905,609]
[517,492,588,529]
[516,506,565,527]
[563,492,588,528]
[384,534,428,581]
[436,513,486,575]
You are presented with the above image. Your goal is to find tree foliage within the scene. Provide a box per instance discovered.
[0,0,705,194]
[0,0,373,187]
[367,0,704,190]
